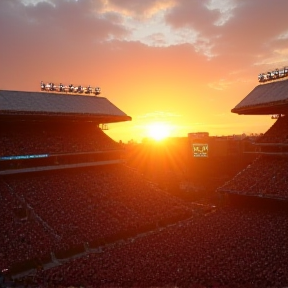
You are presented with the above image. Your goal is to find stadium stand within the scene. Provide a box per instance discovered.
[217,155,288,199]
[218,78,288,202]
[256,114,288,144]
[0,121,120,156]
[1,166,194,274]
[12,207,288,288]
[1,85,288,287]
[0,90,131,174]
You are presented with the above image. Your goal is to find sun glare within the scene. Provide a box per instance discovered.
[147,123,171,141]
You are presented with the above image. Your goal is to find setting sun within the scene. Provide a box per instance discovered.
[146,123,171,141]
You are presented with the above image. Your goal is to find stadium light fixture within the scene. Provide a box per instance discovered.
[40,81,101,96]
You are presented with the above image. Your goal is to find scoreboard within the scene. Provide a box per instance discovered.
[192,143,208,158]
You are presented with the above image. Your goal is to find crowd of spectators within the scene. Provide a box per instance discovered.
[2,117,288,287]
[19,207,288,288]
[257,114,288,143]
[0,122,120,157]
[218,155,288,199]
[2,162,288,287]
[0,165,193,272]
[217,115,288,199]
[0,180,56,271]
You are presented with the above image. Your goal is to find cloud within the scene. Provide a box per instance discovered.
[0,0,287,99]
[205,0,238,26]
[122,11,199,47]
[21,0,54,6]
[3,0,287,63]
[211,0,288,61]
[162,0,288,65]
[100,0,176,19]
[0,0,129,42]
[277,30,288,40]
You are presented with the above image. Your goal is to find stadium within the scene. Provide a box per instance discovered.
[1,81,288,288]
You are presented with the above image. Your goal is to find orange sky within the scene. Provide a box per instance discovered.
[1,0,288,142]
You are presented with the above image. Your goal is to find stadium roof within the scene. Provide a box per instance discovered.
[231,79,288,115]
[0,90,131,123]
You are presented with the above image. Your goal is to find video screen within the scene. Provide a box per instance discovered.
[193,143,208,158]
